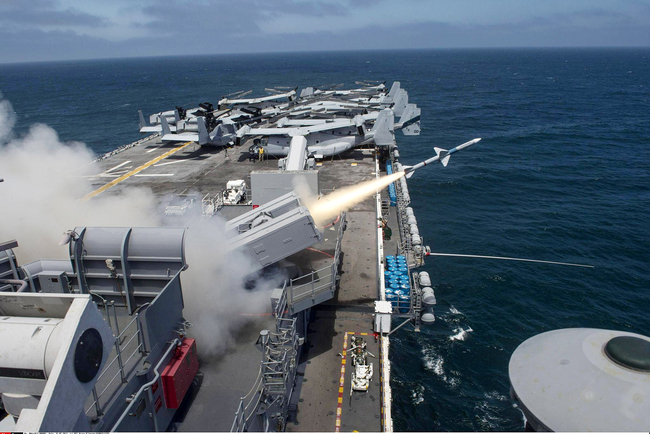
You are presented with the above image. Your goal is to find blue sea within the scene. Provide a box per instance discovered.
[1,49,649,431]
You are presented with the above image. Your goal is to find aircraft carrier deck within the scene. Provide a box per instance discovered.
[84,134,391,431]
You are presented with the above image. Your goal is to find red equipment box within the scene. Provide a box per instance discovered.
[161,338,199,409]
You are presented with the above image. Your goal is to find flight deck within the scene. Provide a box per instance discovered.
[85,134,388,431]
[1,82,427,432]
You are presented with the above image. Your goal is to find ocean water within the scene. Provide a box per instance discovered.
[1,49,649,431]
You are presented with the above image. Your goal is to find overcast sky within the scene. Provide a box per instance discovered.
[1,0,649,64]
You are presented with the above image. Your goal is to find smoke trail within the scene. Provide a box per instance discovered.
[305,171,405,226]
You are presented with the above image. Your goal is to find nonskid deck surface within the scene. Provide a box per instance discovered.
[287,201,382,432]
[87,135,385,431]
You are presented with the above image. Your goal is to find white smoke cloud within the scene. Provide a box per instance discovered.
[0,91,16,143]
[0,93,276,357]
[182,217,278,355]
[0,98,159,261]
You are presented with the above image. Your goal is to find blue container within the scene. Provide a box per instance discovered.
[399,284,410,294]
[386,292,397,302]
[386,255,395,262]
[399,276,410,284]
[385,287,394,297]
[387,275,399,284]
[397,255,406,261]
[390,283,401,293]
[397,266,409,275]
[399,295,410,313]
[384,270,393,280]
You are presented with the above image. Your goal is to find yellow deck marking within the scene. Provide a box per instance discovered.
[335,332,349,432]
[82,142,193,201]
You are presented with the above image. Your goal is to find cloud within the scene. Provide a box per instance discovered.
[139,0,349,37]
[0,0,109,28]
[0,0,649,63]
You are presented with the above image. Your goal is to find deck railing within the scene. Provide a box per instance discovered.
[285,212,345,313]
[84,302,147,419]
[231,213,347,432]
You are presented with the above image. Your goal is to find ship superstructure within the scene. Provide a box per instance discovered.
[0,81,440,432]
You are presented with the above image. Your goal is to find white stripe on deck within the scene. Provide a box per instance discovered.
[154,160,184,167]
[146,144,167,153]
[106,160,131,173]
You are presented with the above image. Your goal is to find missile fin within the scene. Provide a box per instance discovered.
[441,155,451,167]
[403,165,415,179]
[434,147,447,157]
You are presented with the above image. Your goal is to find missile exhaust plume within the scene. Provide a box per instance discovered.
[304,171,405,226]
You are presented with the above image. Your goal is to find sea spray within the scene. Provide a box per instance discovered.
[303,171,405,226]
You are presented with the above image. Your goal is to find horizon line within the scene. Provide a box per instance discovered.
[2,45,650,67]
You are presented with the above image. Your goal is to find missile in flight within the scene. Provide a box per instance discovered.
[402,138,481,178]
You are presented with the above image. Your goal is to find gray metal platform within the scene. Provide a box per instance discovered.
[86,136,386,432]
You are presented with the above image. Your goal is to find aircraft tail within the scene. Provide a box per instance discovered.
[398,104,421,136]
[174,109,181,123]
[372,108,395,147]
[197,117,209,146]
[381,81,400,106]
[300,87,315,98]
[138,110,147,129]
[354,115,366,136]
[235,125,250,146]
[161,115,172,136]
[393,89,408,117]
[388,81,400,99]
